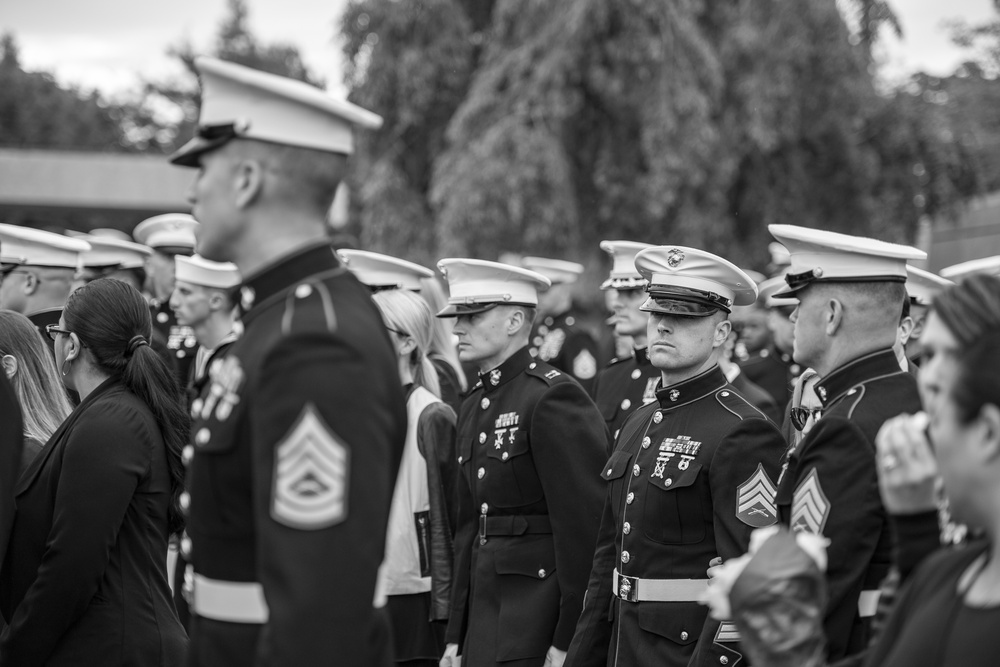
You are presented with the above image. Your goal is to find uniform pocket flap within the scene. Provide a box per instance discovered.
[637,602,706,645]
[648,462,702,492]
[485,424,529,461]
[494,542,556,579]
[601,450,632,481]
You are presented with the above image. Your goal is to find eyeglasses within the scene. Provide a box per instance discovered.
[789,406,822,431]
[45,324,73,342]
[385,326,410,338]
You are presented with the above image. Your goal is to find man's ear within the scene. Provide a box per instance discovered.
[825,298,844,336]
[713,319,732,349]
[233,158,264,209]
[507,308,526,336]
[22,271,39,296]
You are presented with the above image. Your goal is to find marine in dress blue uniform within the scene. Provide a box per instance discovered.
[436,258,610,667]
[169,57,406,667]
[134,214,201,383]
[737,276,803,411]
[566,246,786,667]
[0,225,90,356]
[591,241,661,440]
[767,224,925,662]
[523,257,602,392]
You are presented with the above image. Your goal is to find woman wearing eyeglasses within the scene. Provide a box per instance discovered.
[0,278,188,665]
[0,310,73,471]
[371,289,458,667]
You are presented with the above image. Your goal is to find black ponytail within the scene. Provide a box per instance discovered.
[64,278,189,536]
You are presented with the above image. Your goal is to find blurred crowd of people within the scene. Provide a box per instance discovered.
[0,56,998,667]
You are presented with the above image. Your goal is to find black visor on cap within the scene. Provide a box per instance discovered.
[436,302,500,318]
[640,296,720,317]
[640,285,731,316]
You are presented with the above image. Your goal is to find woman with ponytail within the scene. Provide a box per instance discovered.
[0,278,188,666]
[372,289,458,667]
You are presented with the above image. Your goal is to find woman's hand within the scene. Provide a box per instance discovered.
[875,412,940,515]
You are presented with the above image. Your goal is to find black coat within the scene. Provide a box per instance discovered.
[739,346,802,410]
[184,243,407,667]
[776,349,922,662]
[591,348,661,441]
[446,346,610,666]
[0,378,186,666]
[0,375,23,573]
[566,366,786,667]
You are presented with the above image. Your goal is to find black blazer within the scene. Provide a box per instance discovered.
[0,378,187,666]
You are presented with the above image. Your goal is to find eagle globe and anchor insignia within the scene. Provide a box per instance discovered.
[666,248,685,268]
[271,403,350,529]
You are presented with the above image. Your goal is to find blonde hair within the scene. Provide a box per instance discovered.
[0,310,73,444]
[418,276,468,393]
[372,290,442,398]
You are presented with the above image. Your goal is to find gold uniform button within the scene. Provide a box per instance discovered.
[626,492,635,505]
[458,456,464,464]
[529,362,537,369]
[191,398,203,417]
[480,503,489,515]
[621,399,631,411]
[632,464,640,476]
[195,428,210,446]
[621,551,630,564]
[720,657,729,665]
[538,569,546,578]
[653,411,663,424]
[642,436,651,449]
[479,432,487,444]
[501,452,509,461]
[179,492,191,513]
[606,468,613,476]
[623,522,630,535]
[720,391,729,397]
[680,631,688,640]
[477,467,485,479]
[481,398,490,410]
[182,445,194,466]
[665,478,673,487]
[631,369,641,380]
[157,312,169,324]
[295,284,313,299]
[180,535,192,558]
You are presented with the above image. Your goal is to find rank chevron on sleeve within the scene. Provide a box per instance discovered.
[791,468,830,535]
[736,463,778,527]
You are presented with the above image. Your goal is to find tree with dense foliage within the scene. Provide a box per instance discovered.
[341,0,987,273]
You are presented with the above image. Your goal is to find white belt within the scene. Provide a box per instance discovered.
[858,589,881,618]
[193,574,269,624]
[613,568,708,602]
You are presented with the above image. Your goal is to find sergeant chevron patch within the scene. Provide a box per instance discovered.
[737,463,778,527]
[791,468,830,535]
[271,403,349,530]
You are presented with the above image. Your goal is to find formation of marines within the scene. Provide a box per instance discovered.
[0,56,992,667]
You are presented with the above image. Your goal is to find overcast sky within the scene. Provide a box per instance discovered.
[3,0,996,98]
